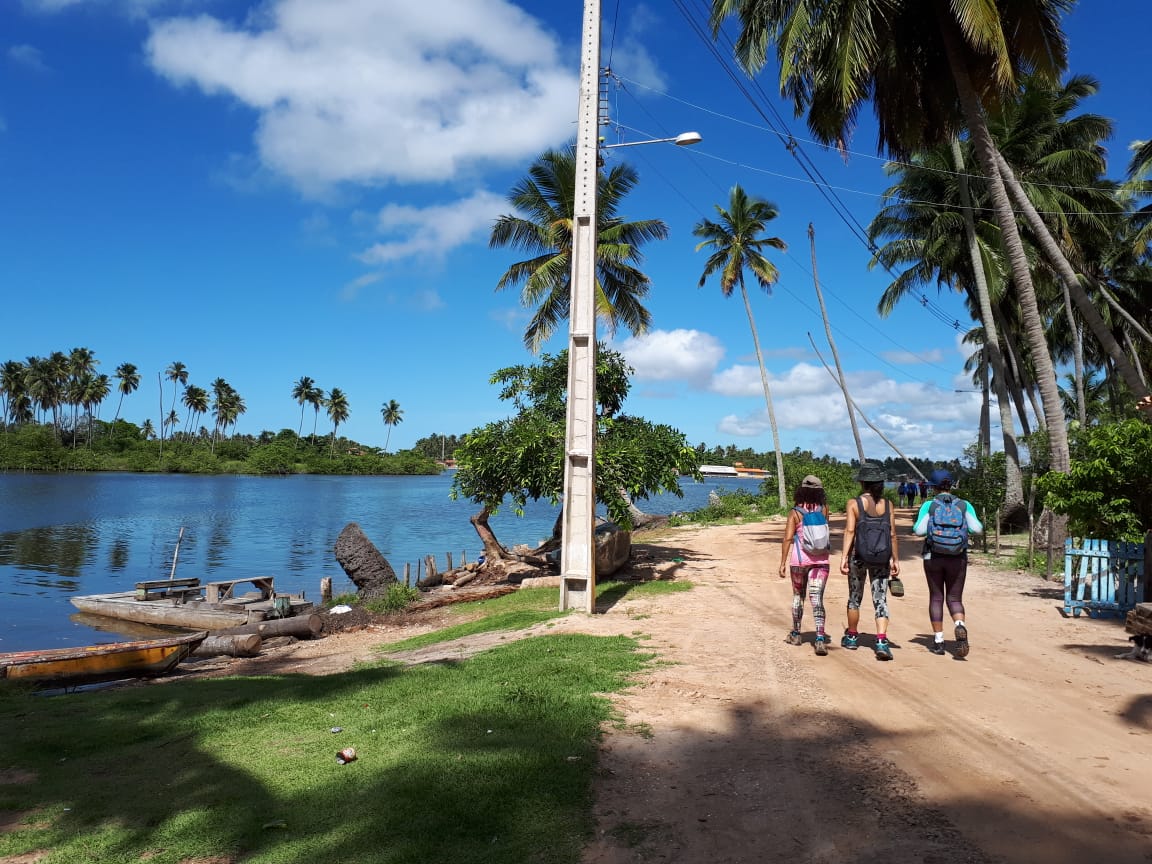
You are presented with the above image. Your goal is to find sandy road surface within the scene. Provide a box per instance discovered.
[567,513,1152,864]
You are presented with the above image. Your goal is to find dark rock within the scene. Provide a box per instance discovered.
[333,523,398,596]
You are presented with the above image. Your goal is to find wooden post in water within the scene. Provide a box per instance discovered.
[404,562,411,588]
[461,550,467,566]
[320,577,332,603]
[446,552,453,571]
[424,555,438,582]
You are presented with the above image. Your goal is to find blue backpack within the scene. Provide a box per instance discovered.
[793,506,830,555]
[928,494,969,555]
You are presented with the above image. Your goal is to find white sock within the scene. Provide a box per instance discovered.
[934,632,944,643]
[956,620,966,630]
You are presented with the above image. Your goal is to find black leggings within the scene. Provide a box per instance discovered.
[924,555,967,623]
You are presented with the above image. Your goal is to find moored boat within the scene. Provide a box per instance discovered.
[70,577,314,631]
[0,631,208,685]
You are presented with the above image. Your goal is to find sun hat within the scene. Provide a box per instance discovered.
[853,462,885,482]
[929,469,953,486]
[801,475,823,489]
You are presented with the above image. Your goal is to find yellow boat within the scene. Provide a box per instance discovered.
[0,631,207,686]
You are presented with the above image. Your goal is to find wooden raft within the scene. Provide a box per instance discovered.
[1126,603,1152,636]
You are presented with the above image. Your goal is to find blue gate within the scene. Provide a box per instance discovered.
[1063,538,1146,618]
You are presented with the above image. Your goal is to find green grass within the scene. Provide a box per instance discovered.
[0,633,649,864]
[378,580,694,654]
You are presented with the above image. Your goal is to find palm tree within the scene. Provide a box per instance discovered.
[0,360,27,429]
[490,146,669,351]
[308,387,326,442]
[326,388,349,458]
[80,373,111,446]
[182,385,209,437]
[291,376,316,440]
[140,418,155,440]
[710,0,1074,472]
[380,399,404,452]
[164,361,188,443]
[693,185,788,508]
[111,363,140,431]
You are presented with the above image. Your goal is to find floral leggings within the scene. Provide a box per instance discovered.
[790,563,830,635]
[847,560,890,620]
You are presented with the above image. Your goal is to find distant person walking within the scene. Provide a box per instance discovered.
[840,462,900,660]
[914,469,983,657]
[779,475,832,656]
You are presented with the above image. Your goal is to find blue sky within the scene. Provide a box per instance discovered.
[1,0,1147,461]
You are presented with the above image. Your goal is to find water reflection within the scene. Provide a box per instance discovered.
[0,524,98,583]
[108,537,130,572]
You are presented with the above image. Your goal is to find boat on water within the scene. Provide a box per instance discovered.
[0,631,208,686]
[70,576,314,631]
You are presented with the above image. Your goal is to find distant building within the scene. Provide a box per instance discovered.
[699,465,738,477]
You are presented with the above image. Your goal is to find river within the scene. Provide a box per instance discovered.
[0,471,765,652]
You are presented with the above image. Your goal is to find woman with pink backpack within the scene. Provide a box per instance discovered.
[778,475,832,655]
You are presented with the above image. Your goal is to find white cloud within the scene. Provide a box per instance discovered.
[341,271,383,301]
[7,44,49,72]
[145,0,578,193]
[607,5,666,91]
[880,348,945,364]
[616,329,724,386]
[357,189,503,266]
[489,307,529,332]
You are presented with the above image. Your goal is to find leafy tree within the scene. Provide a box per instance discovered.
[960,443,1008,551]
[1037,419,1152,540]
[490,146,668,351]
[111,362,140,431]
[452,347,700,561]
[380,399,403,452]
[694,184,788,508]
[163,361,188,442]
[326,388,349,458]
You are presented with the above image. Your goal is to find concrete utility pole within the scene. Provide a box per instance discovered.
[558,0,602,613]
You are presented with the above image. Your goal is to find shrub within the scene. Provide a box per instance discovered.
[365,583,421,614]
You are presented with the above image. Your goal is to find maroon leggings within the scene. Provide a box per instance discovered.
[924,555,967,623]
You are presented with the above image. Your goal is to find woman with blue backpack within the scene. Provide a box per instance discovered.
[913,469,984,657]
[778,475,832,655]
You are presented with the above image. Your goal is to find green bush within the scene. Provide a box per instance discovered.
[365,583,421,614]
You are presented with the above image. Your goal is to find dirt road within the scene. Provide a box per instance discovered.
[568,513,1152,864]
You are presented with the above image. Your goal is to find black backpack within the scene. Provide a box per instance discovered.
[854,496,892,565]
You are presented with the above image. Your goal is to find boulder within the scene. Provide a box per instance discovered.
[333,522,398,596]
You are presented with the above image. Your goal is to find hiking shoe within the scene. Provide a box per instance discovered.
[954,623,970,658]
[874,639,893,661]
[928,640,946,656]
[889,577,905,598]
[814,636,829,656]
[785,630,803,646]
[840,631,859,650]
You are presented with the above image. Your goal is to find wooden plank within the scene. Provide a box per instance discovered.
[1064,539,1074,615]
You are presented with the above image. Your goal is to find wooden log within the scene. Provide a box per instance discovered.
[454,571,477,588]
[410,585,516,611]
[215,614,323,639]
[1126,603,1152,636]
[320,577,333,603]
[193,634,263,658]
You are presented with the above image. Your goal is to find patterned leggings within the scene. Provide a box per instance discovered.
[847,560,890,619]
[790,564,830,635]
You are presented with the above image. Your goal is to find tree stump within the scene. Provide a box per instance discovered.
[333,523,398,597]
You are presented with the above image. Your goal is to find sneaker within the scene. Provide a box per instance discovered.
[928,640,946,656]
[954,623,970,658]
[840,631,859,650]
[874,638,893,661]
[814,636,829,656]
[785,630,803,646]
[889,577,905,598]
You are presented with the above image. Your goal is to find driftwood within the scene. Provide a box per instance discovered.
[334,523,398,594]
[417,554,442,589]
[216,614,323,639]
[193,633,262,658]
[411,585,517,611]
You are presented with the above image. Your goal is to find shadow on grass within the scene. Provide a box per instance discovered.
[0,634,646,864]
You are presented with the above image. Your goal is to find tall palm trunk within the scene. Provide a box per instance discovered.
[739,284,786,507]
[809,223,865,463]
[951,138,1024,511]
[993,150,1152,412]
[938,15,1068,473]
[979,347,991,457]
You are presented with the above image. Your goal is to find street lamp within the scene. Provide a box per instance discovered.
[601,131,703,149]
[558,0,702,613]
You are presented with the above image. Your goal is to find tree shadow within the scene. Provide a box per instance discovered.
[588,700,1152,864]
[1119,694,1152,731]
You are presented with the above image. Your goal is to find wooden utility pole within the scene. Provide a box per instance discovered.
[808,223,865,463]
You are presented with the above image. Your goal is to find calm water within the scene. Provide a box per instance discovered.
[0,471,763,652]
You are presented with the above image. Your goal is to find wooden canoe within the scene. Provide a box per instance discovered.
[70,583,314,631]
[0,631,208,686]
